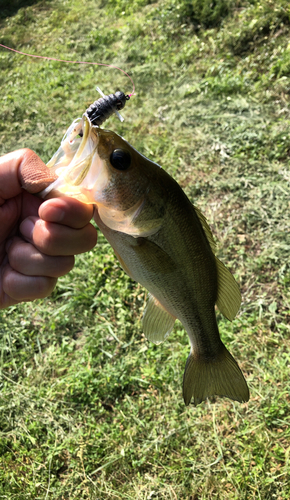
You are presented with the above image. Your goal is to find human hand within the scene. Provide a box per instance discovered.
[0,149,98,309]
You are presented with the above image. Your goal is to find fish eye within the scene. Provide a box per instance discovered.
[110,149,131,170]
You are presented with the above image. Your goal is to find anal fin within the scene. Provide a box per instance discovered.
[143,293,176,344]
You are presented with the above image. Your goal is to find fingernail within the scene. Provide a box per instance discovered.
[20,218,35,241]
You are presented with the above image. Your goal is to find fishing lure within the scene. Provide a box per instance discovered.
[85,87,130,126]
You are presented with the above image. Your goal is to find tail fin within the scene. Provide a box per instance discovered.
[183,344,249,406]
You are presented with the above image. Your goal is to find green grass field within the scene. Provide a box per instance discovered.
[0,0,290,498]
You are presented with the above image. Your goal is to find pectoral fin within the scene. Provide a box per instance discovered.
[143,293,176,344]
[215,257,241,321]
[131,237,177,274]
[113,249,135,280]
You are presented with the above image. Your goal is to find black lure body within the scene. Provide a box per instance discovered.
[85,91,130,126]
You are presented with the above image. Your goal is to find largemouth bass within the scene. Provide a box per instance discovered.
[21,115,249,406]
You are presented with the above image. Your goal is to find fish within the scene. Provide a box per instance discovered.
[21,114,249,406]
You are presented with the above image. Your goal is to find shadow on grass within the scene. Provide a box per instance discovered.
[0,0,51,19]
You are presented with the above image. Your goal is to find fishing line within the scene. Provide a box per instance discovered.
[0,43,135,96]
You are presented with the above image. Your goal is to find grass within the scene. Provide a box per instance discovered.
[0,0,290,498]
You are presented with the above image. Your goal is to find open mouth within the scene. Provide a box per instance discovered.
[39,116,105,204]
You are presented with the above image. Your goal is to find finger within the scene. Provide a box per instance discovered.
[20,190,42,221]
[0,191,42,247]
[39,197,95,228]
[7,237,75,278]
[0,196,21,243]
[3,263,57,302]
[20,217,98,256]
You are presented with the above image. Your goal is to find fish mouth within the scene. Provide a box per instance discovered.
[39,116,106,204]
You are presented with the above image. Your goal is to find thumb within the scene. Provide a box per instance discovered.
[0,149,57,202]
[18,149,57,194]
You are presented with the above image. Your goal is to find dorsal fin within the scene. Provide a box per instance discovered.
[193,205,217,253]
[215,257,241,321]
[193,205,241,321]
